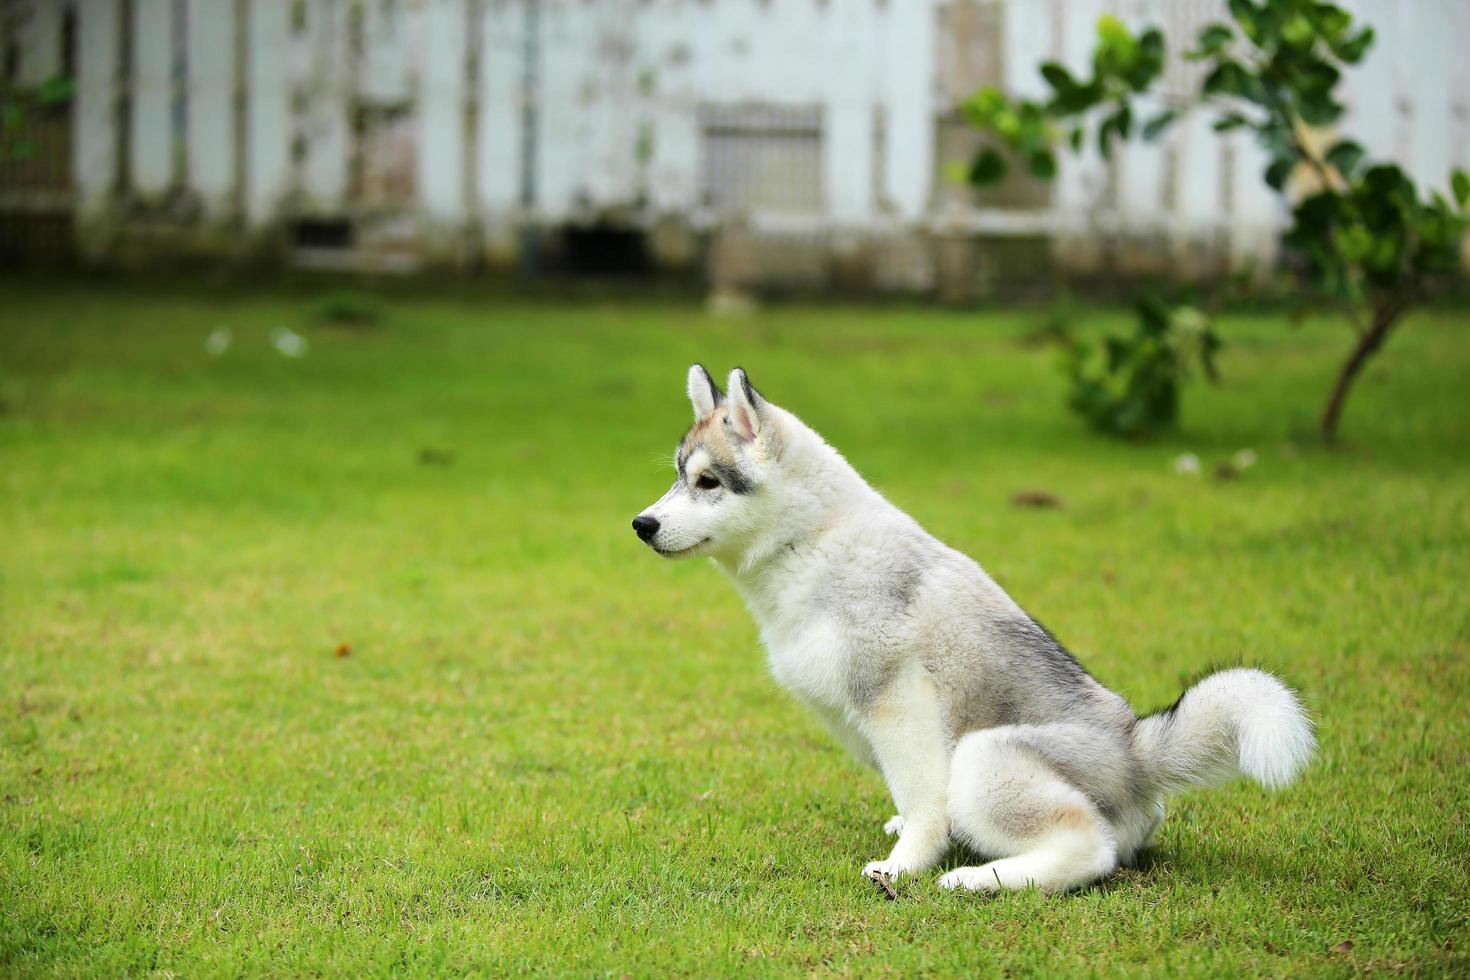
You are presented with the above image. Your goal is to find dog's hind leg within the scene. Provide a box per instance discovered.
[938,726,1120,894]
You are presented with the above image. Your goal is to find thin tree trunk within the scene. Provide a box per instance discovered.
[1319,305,1400,443]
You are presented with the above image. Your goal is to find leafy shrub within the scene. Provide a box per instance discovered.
[1064,298,1220,437]
[965,0,1470,442]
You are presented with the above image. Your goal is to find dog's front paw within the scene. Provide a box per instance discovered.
[862,859,904,881]
[882,814,904,837]
[862,859,903,899]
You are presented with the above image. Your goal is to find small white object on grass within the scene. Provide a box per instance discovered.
[1172,452,1201,475]
[269,326,308,358]
[204,326,232,356]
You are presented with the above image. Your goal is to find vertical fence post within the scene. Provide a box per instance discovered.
[417,0,468,255]
[74,0,122,248]
[185,0,236,217]
[880,0,932,220]
[244,0,289,229]
[298,0,349,212]
[478,0,522,216]
[17,0,64,83]
[129,0,174,199]
[825,102,872,225]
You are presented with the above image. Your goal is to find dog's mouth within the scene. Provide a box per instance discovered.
[652,537,711,558]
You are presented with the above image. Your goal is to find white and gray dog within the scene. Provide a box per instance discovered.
[633,365,1314,894]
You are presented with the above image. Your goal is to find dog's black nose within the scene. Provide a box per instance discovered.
[631,515,660,542]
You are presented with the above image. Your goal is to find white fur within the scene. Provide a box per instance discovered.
[1131,668,1317,792]
[636,366,1315,894]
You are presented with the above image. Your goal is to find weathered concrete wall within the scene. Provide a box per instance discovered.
[0,0,1464,286]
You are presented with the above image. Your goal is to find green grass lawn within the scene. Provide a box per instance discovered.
[2,278,1467,976]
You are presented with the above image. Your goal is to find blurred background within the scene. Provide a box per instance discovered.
[1,0,1466,297]
[4,4,1470,973]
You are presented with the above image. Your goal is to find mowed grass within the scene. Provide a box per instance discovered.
[1,278,1467,977]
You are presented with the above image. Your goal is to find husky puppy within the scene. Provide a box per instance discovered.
[633,365,1314,893]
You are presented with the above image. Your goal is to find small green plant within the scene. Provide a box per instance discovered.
[309,289,383,328]
[964,0,1470,442]
[0,74,73,161]
[1065,297,1220,437]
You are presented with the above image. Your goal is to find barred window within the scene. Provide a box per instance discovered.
[700,104,823,216]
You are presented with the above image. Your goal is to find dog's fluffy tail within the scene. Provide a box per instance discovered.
[1132,668,1315,794]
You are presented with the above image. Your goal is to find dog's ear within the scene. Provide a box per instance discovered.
[726,367,767,443]
[687,364,724,418]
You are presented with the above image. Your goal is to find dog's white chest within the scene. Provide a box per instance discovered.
[762,617,851,709]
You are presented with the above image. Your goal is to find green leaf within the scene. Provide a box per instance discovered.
[1265,157,1294,191]
[1452,169,1470,209]
[995,108,1022,139]
[1202,61,1249,98]
[1136,295,1170,333]
[1212,114,1249,132]
[1113,104,1133,141]
[1293,60,1341,102]
[1096,14,1129,47]
[1227,0,1265,44]
[1281,15,1314,49]
[1334,226,1373,263]
[1069,127,1084,152]
[969,147,1008,186]
[36,75,74,105]
[1325,140,1364,178]
[1040,62,1076,93]
[1288,192,1345,249]
[1194,23,1233,57]
[1296,93,1343,126]
[1142,109,1178,141]
[1028,149,1058,180]
[1097,115,1118,160]
[1128,28,1166,89]
[1366,234,1401,278]
[962,87,1009,127]
[1050,79,1105,114]
[1335,26,1374,63]
[1316,7,1352,45]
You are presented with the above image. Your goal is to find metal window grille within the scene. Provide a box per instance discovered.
[699,103,823,216]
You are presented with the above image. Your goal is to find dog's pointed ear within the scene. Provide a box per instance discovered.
[687,364,724,418]
[726,367,766,443]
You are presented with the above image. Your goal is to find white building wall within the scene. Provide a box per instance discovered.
[1340,0,1468,198]
[8,0,1461,273]
[640,3,701,213]
[507,0,932,225]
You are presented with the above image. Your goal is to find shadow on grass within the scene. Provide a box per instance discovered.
[908,838,1308,901]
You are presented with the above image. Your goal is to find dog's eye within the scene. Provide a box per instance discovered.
[695,473,720,491]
